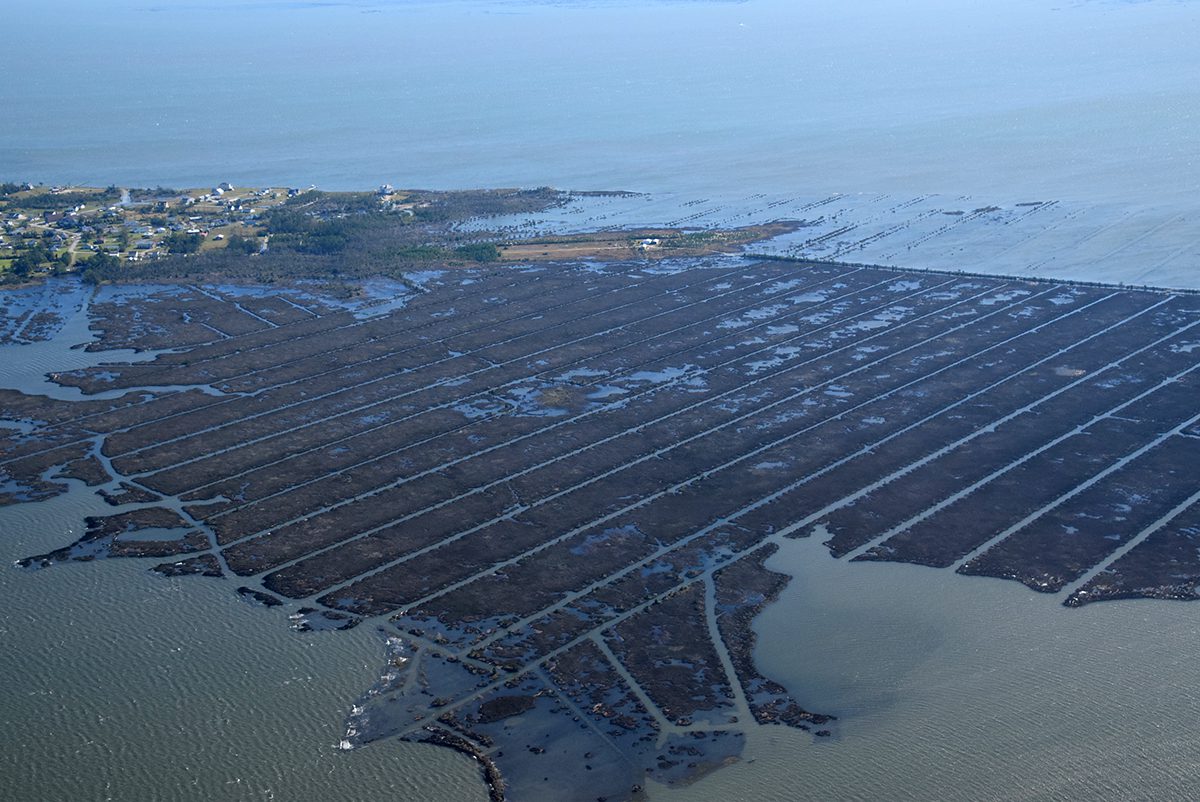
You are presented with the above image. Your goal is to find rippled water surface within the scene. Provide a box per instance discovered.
[3,0,1200,798]
[663,536,1200,801]
[0,324,487,802]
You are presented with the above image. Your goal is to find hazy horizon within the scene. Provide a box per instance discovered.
[3,0,1197,205]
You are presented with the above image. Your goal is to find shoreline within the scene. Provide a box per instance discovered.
[742,253,1200,297]
[6,182,1200,801]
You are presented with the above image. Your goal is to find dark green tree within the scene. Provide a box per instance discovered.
[164,232,203,254]
[225,234,259,255]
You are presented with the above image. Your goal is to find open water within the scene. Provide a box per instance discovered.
[4,0,1199,208]
[3,0,1200,799]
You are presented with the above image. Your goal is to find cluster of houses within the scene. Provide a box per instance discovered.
[2,180,409,274]
[1,183,289,268]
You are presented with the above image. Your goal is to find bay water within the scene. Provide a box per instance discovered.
[3,1,1200,799]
